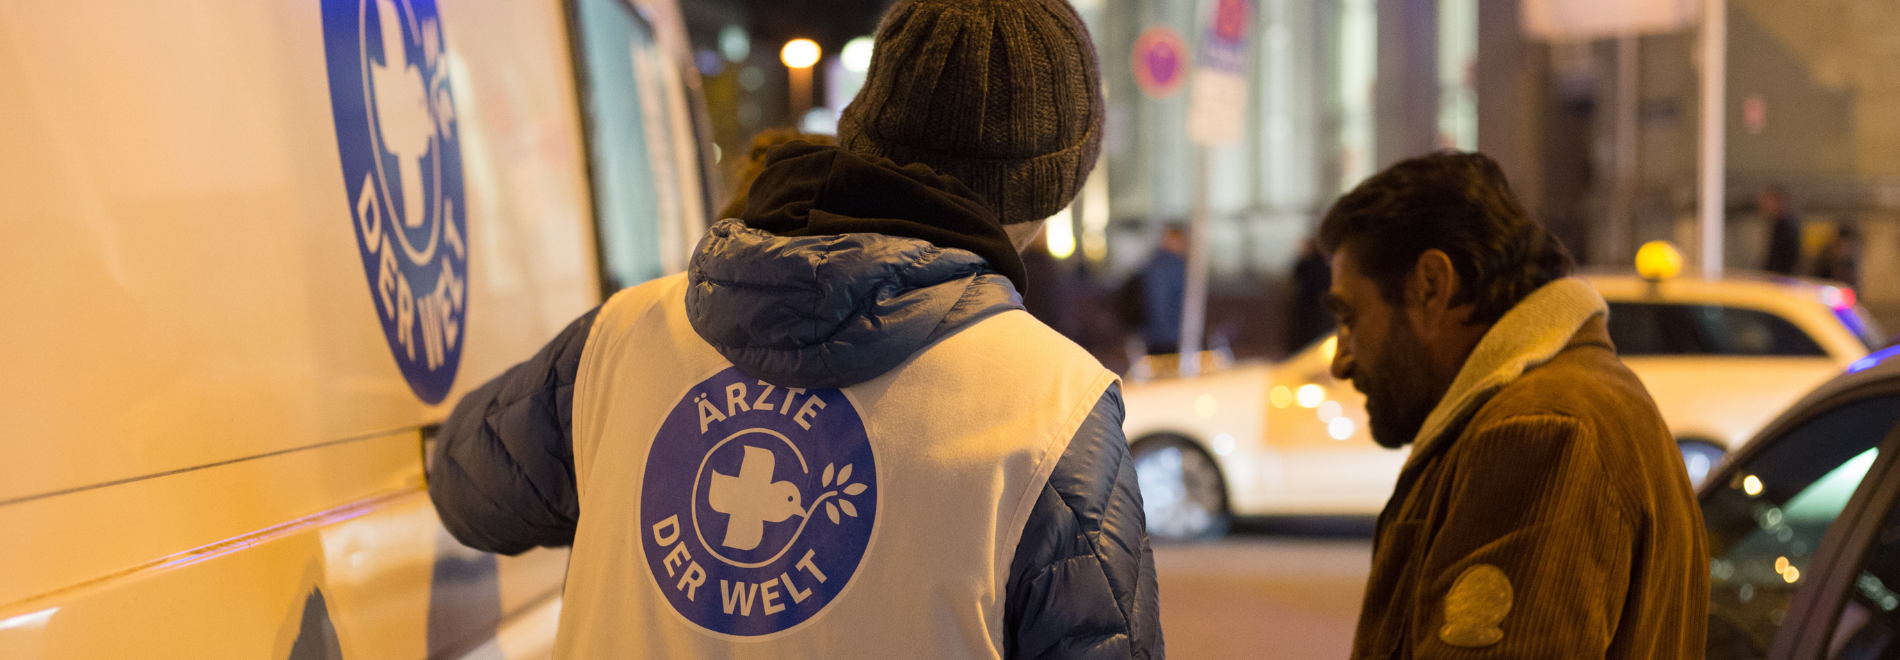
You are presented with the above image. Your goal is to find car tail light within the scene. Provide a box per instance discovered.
[1821,286,1857,311]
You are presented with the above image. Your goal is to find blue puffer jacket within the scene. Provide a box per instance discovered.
[430,147,1161,659]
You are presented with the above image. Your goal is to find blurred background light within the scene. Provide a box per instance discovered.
[1047,205,1077,259]
[800,107,836,134]
[841,36,875,74]
[781,38,821,69]
[719,25,750,63]
[738,66,765,92]
[1317,400,1343,423]
[1212,433,1236,456]
[1270,386,1292,409]
[1296,384,1325,408]
[694,49,724,76]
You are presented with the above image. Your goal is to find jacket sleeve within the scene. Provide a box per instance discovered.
[1004,384,1164,660]
[427,308,598,556]
[1410,413,1636,659]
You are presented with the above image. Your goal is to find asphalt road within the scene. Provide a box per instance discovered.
[1153,524,1373,660]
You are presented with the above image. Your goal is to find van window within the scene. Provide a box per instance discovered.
[572,0,701,293]
[1608,303,1828,357]
[1702,396,1900,659]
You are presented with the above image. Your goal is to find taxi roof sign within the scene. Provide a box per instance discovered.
[1635,240,1683,281]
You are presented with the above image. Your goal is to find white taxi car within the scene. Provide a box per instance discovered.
[1126,252,1888,540]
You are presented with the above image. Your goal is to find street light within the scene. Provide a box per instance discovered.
[780,38,821,69]
[781,38,821,122]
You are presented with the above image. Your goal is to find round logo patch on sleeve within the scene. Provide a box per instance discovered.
[319,0,469,404]
[641,368,879,638]
[1440,563,1513,647]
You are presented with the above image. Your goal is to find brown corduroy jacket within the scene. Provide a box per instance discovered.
[1351,317,1709,659]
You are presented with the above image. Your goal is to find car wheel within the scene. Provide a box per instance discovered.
[1678,439,1726,489]
[1132,436,1230,541]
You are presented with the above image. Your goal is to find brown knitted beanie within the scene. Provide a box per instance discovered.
[838,0,1104,224]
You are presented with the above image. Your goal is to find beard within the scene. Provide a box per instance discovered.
[1357,318,1447,449]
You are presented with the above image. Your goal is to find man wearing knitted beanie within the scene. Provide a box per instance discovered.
[424,0,1164,658]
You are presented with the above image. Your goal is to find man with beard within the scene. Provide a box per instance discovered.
[1322,153,1705,658]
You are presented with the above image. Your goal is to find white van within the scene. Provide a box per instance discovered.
[0,0,713,657]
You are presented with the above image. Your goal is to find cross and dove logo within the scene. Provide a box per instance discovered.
[695,433,870,570]
[708,446,803,551]
[366,0,438,237]
[707,446,870,551]
[320,0,469,404]
[642,368,878,636]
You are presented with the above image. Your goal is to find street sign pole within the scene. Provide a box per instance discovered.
[1698,0,1727,278]
[1609,33,1639,265]
[1179,0,1252,378]
[1180,150,1211,377]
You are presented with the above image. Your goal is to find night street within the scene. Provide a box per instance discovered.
[11,0,1900,656]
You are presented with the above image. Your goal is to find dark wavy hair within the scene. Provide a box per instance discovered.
[1318,151,1574,326]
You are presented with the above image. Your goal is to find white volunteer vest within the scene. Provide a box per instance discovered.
[558,273,1115,659]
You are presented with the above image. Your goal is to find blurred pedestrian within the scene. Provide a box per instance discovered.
[1761,184,1802,276]
[1288,237,1334,352]
[1137,226,1187,354]
[718,129,834,221]
[428,0,1161,658]
[1322,152,1705,658]
[1813,223,1862,288]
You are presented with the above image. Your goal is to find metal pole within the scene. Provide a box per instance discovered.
[1698,0,1727,278]
[1179,147,1212,377]
[1610,33,1639,265]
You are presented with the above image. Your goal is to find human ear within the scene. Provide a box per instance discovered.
[1409,249,1461,320]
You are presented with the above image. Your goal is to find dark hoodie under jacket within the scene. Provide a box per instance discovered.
[428,144,1163,660]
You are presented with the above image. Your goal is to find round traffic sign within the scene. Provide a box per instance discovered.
[1132,25,1189,100]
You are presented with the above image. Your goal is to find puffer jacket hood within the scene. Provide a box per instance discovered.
[686,219,1023,389]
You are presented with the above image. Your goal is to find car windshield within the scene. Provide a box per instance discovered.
[1704,396,1900,659]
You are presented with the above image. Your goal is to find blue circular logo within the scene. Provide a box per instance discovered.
[642,368,879,637]
[320,0,468,404]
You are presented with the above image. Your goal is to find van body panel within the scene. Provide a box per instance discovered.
[0,0,601,501]
[0,0,705,655]
[0,491,568,659]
